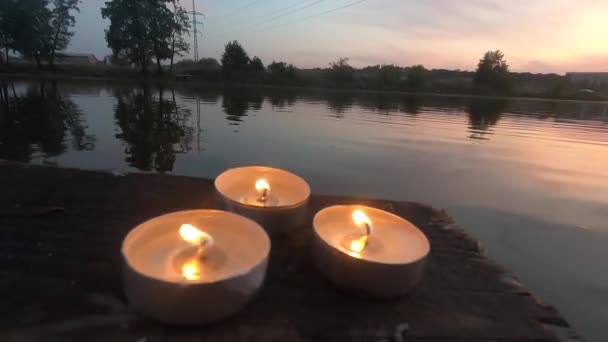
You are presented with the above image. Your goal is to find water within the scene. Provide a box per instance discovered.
[1,80,607,340]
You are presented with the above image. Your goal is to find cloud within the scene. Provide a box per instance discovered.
[67,0,608,73]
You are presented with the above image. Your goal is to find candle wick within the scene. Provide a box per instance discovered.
[364,223,371,237]
[195,239,209,259]
[258,188,268,204]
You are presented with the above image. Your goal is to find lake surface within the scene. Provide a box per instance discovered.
[1,79,607,341]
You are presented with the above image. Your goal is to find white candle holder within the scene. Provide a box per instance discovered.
[122,210,270,325]
[215,166,310,235]
[312,205,430,298]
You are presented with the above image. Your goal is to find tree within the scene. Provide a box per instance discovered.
[48,0,80,69]
[407,65,428,89]
[169,3,190,73]
[250,56,265,72]
[268,61,296,80]
[379,64,401,87]
[101,0,183,74]
[474,50,511,93]
[149,2,175,74]
[0,1,16,65]
[221,41,250,78]
[199,58,221,69]
[10,0,52,70]
[329,57,354,82]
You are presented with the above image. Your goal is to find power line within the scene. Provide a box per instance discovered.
[260,0,368,32]
[211,0,318,31]
[207,0,265,20]
[264,0,326,26]
[265,0,319,17]
[212,0,326,36]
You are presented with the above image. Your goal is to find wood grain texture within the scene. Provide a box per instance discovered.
[0,162,576,341]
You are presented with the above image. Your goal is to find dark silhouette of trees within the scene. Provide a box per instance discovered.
[3,0,51,69]
[329,57,354,82]
[101,0,190,74]
[474,50,511,93]
[0,1,16,65]
[379,64,401,87]
[168,3,191,73]
[198,58,221,70]
[114,86,192,172]
[48,0,80,69]
[0,0,80,69]
[221,40,251,79]
[407,65,428,90]
[250,56,265,73]
[268,61,297,81]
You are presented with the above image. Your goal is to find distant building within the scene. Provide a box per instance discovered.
[566,72,608,89]
[55,53,99,65]
[104,54,132,67]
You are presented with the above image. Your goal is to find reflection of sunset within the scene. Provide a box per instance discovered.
[498,124,608,203]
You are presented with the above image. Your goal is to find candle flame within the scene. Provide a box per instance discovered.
[179,224,212,246]
[255,179,270,196]
[349,235,368,254]
[181,259,201,281]
[352,210,372,233]
[349,210,372,254]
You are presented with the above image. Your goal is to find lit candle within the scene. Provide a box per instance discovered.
[215,166,310,235]
[312,205,430,298]
[122,210,270,325]
[176,223,215,281]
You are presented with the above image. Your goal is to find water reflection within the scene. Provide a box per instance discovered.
[221,89,264,127]
[326,92,354,118]
[268,89,297,110]
[366,94,399,114]
[400,95,423,115]
[0,81,95,162]
[114,86,193,172]
[467,98,508,140]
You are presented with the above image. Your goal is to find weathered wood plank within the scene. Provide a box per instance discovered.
[0,162,576,341]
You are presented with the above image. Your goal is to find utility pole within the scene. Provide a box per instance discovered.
[192,0,199,62]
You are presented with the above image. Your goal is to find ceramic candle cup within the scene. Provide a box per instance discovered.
[215,166,310,235]
[122,210,270,325]
[312,205,430,298]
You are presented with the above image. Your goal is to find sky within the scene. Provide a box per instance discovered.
[70,0,608,74]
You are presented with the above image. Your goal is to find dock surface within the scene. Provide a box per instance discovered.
[0,163,575,341]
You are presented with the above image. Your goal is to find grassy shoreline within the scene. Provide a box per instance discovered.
[2,69,607,103]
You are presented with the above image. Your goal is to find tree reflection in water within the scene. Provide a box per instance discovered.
[400,95,423,115]
[221,89,264,129]
[467,98,509,140]
[0,80,95,163]
[114,86,193,172]
[326,92,354,118]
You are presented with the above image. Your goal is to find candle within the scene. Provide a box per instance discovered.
[215,166,310,235]
[312,205,430,298]
[122,210,270,325]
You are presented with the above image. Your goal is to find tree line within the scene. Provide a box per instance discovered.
[0,0,81,69]
[0,0,192,74]
[1,1,559,97]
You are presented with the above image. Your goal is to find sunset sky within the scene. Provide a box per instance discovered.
[71,0,608,74]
